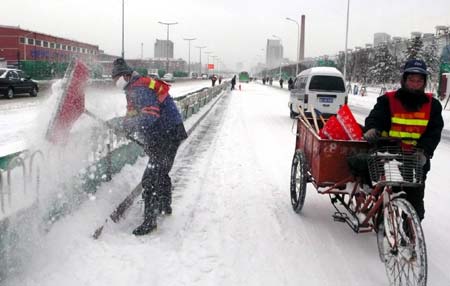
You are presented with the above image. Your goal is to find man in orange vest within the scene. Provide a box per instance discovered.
[364,59,444,221]
[110,58,188,235]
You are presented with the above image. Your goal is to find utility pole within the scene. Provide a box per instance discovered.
[183,38,196,76]
[343,0,350,82]
[196,46,206,74]
[121,0,125,58]
[158,21,178,73]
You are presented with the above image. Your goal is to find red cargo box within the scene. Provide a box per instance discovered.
[296,118,369,187]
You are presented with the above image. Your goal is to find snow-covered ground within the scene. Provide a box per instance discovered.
[2,82,449,285]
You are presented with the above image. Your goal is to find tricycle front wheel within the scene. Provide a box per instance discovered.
[290,150,308,213]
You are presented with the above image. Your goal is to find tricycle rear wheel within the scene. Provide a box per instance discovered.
[290,150,308,213]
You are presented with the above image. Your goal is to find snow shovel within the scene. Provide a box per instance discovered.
[92,183,143,239]
[46,58,90,144]
[45,58,144,147]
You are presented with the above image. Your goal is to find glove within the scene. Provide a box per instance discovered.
[363,128,380,144]
[417,151,427,167]
[105,117,125,133]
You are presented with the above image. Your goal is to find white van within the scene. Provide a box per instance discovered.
[288,67,347,118]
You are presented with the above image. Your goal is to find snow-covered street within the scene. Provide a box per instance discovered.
[3,83,450,285]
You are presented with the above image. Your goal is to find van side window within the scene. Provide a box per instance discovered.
[299,77,307,90]
[308,75,345,92]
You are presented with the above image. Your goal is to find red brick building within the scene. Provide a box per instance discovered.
[0,25,100,67]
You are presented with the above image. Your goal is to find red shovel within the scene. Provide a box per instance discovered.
[45,59,89,144]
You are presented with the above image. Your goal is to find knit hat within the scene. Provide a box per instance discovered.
[111,58,133,78]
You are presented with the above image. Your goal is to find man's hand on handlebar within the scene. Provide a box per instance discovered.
[363,128,380,144]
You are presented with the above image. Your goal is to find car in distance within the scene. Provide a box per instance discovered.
[162,73,175,82]
[148,72,160,79]
[0,68,39,99]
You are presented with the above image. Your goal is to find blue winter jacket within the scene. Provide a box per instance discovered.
[122,74,187,145]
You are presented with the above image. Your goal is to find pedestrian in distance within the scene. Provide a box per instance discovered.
[231,75,236,90]
[109,58,188,235]
[364,59,444,221]
[288,77,294,90]
[279,78,284,89]
[353,84,359,95]
[211,74,217,87]
[218,75,223,85]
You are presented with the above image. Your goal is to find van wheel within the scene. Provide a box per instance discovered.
[290,107,298,119]
[6,87,14,99]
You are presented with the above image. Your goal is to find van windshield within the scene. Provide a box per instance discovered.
[308,75,345,92]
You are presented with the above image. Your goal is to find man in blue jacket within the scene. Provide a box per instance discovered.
[111,58,188,235]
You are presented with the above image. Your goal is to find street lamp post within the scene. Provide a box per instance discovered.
[158,21,178,74]
[211,55,218,75]
[343,0,350,82]
[23,31,35,62]
[183,37,196,76]
[273,35,283,79]
[122,0,125,58]
[204,51,212,76]
[195,46,206,75]
[286,17,300,76]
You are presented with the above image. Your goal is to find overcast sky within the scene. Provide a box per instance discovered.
[3,0,450,70]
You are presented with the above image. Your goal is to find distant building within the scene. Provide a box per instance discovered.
[154,39,174,59]
[266,39,283,69]
[0,24,99,67]
[374,32,391,46]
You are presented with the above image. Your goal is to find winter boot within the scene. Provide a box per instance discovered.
[133,200,158,236]
[158,196,172,215]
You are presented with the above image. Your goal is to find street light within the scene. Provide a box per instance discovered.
[286,17,300,76]
[204,51,212,75]
[273,35,283,79]
[22,31,35,61]
[121,0,124,58]
[211,55,218,75]
[183,37,196,76]
[158,21,178,73]
[343,0,350,82]
[195,46,206,75]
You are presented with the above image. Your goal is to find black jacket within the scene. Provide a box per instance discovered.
[364,90,444,158]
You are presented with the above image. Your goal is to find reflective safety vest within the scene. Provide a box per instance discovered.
[126,77,171,117]
[385,91,432,148]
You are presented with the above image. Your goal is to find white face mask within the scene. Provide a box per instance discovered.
[115,76,128,90]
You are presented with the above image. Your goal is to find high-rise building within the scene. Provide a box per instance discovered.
[374,32,391,46]
[266,39,283,68]
[154,39,174,58]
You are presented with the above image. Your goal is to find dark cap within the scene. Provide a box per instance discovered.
[402,59,430,76]
[111,58,133,78]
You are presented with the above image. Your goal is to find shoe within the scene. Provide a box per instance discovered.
[133,216,157,236]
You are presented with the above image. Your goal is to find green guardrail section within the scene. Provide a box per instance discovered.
[0,152,23,170]
[0,83,228,280]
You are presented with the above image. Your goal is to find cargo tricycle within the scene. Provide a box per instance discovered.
[290,116,428,286]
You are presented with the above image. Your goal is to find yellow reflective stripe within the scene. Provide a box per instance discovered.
[126,110,138,117]
[389,130,421,139]
[148,79,156,90]
[391,117,428,126]
[401,140,417,146]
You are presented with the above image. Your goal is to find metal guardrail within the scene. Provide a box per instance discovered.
[0,81,229,217]
[0,150,43,214]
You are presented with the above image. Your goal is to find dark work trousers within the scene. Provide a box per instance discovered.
[141,140,181,215]
[395,160,430,221]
